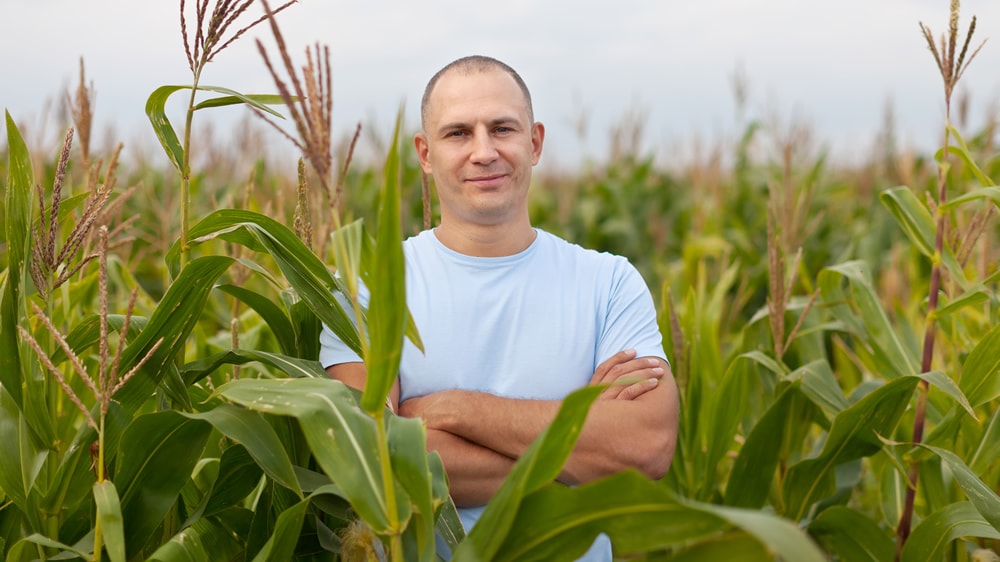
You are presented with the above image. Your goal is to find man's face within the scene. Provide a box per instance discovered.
[415,68,544,228]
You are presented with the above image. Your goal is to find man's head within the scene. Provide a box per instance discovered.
[420,55,534,132]
[414,56,544,238]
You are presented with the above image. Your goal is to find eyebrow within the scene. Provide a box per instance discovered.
[437,116,522,134]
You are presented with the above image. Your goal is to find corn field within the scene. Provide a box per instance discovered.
[1,1,999,561]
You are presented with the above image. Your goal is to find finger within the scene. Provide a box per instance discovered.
[599,358,664,386]
[616,377,659,401]
[590,349,637,385]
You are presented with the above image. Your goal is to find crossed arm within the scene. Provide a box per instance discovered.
[326,350,679,506]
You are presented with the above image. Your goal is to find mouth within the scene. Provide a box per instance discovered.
[465,174,507,188]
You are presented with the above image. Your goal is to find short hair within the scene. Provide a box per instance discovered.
[420,55,534,130]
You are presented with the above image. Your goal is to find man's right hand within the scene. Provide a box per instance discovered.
[589,349,665,401]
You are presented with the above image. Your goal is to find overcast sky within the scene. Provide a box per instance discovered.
[2,0,999,171]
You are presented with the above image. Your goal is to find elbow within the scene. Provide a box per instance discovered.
[636,431,676,480]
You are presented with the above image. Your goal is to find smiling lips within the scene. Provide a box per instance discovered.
[465,173,508,188]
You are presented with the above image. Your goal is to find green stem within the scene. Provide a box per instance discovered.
[179,66,203,268]
[93,419,106,562]
[374,410,403,561]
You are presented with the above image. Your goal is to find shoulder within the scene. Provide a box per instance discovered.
[535,229,634,274]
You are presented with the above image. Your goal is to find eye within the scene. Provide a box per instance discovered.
[495,126,513,134]
[446,130,466,138]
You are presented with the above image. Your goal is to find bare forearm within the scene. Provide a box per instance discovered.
[426,428,516,506]
[426,376,677,484]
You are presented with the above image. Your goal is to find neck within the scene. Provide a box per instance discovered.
[433,217,536,257]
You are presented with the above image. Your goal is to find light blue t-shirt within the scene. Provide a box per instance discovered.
[319,228,666,561]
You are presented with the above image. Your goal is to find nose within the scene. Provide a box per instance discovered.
[470,130,498,164]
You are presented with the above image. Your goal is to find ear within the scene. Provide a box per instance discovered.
[530,122,545,165]
[414,133,433,174]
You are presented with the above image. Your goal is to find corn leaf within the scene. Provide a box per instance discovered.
[115,411,212,558]
[388,414,437,562]
[181,348,327,385]
[199,445,263,518]
[783,375,919,521]
[216,284,297,356]
[214,377,396,533]
[959,323,1000,408]
[667,532,771,561]
[0,390,45,517]
[944,186,1000,210]
[939,125,997,188]
[900,502,1000,562]
[165,209,363,357]
[969,409,1000,476]
[112,256,235,414]
[250,497,310,562]
[182,403,301,497]
[148,512,247,562]
[454,385,603,561]
[2,111,32,410]
[93,481,126,562]
[879,186,968,288]
[819,261,920,379]
[363,109,406,414]
[494,471,727,561]
[916,444,1000,531]
[145,86,186,172]
[191,86,286,118]
[492,470,825,562]
[725,387,795,508]
[808,505,893,562]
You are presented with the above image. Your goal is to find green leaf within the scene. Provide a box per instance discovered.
[701,502,827,562]
[93,480,126,562]
[808,505,893,562]
[667,532,771,562]
[388,414,436,562]
[145,85,186,171]
[819,261,920,379]
[879,186,967,288]
[490,470,825,562]
[787,359,850,418]
[455,385,603,561]
[216,284,297,356]
[251,497,310,562]
[112,256,235,414]
[0,390,46,518]
[916,370,975,418]
[493,471,727,561]
[936,285,990,318]
[939,126,997,188]
[2,111,33,410]
[959,323,1000,408]
[148,509,248,562]
[215,377,394,533]
[363,108,407,414]
[200,445,263,518]
[969,408,1000,476]
[191,86,286,118]
[115,411,212,557]
[916,444,1000,531]
[900,502,1000,562]
[943,186,1000,210]
[182,403,301,497]
[165,209,363,357]
[725,387,795,508]
[181,348,327,385]
[783,375,919,521]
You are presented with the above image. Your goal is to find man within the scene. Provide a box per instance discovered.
[319,55,678,561]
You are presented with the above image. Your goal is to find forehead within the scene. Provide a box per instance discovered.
[425,69,531,127]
